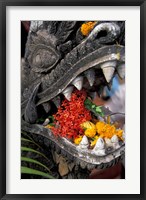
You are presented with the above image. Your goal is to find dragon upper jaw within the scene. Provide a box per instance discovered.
[23,44,125,125]
[37,45,125,106]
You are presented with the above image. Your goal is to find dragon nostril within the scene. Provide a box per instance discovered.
[96,30,107,39]
[87,22,121,44]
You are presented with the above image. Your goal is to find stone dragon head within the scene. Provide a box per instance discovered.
[21,21,125,172]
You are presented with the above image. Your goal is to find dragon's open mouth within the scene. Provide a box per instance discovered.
[25,60,125,170]
[22,56,125,170]
[35,45,125,115]
[38,64,111,115]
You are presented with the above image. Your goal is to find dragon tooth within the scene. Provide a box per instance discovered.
[42,102,51,113]
[80,135,89,146]
[111,135,119,143]
[62,86,74,101]
[101,61,117,83]
[84,69,95,87]
[102,67,115,83]
[94,137,105,150]
[52,96,61,108]
[43,118,50,126]
[111,135,120,149]
[72,76,83,91]
[77,135,89,150]
[117,63,125,79]
[92,138,106,156]
[105,138,113,147]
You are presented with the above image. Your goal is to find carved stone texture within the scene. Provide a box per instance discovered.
[21,21,125,173]
[27,30,60,73]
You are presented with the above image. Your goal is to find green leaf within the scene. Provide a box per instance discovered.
[48,123,55,127]
[84,98,105,117]
[21,133,42,149]
[21,157,50,172]
[21,132,33,141]
[36,117,45,123]
[48,115,54,122]
[21,137,34,143]
[100,112,104,117]
[21,138,42,149]
[21,147,49,162]
[91,105,96,108]
[95,107,102,112]
[21,166,54,179]
[83,127,87,131]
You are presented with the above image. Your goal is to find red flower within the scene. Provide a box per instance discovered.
[52,90,91,139]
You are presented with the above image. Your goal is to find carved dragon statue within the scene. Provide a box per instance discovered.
[21,21,125,176]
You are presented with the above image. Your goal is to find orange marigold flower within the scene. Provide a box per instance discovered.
[96,121,123,139]
[96,121,105,133]
[116,129,123,140]
[84,127,96,138]
[74,135,83,145]
[81,21,96,36]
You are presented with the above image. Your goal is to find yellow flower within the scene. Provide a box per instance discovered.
[81,121,95,129]
[74,135,83,145]
[84,128,96,138]
[96,121,122,139]
[90,135,99,147]
[116,129,123,140]
[81,121,96,138]
[45,124,53,129]
[81,21,96,36]
[96,121,105,133]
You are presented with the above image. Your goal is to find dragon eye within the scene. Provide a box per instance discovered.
[31,45,60,73]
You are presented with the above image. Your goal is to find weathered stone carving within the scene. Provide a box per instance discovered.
[21,21,125,173]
